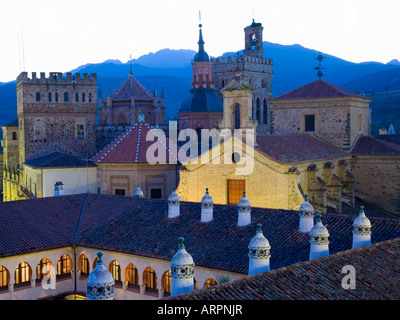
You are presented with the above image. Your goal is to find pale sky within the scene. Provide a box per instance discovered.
[0,0,398,83]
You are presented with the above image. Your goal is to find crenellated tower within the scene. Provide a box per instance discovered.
[16,71,98,166]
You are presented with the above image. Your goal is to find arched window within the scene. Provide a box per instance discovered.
[162,270,171,295]
[0,266,10,291]
[15,262,32,287]
[78,254,90,276]
[82,93,85,103]
[75,93,79,102]
[35,92,40,102]
[194,278,198,290]
[143,266,157,292]
[64,92,69,102]
[57,254,72,277]
[89,92,92,102]
[263,99,268,125]
[36,258,53,280]
[48,92,52,102]
[12,132,17,140]
[256,98,261,123]
[55,92,59,102]
[203,278,217,288]
[109,260,122,284]
[234,103,240,129]
[125,263,139,288]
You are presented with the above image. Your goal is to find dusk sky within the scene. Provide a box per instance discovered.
[0,0,398,83]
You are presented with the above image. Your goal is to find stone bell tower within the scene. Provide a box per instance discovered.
[244,19,264,57]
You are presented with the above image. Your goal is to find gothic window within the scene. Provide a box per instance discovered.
[75,93,79,102]
[12,132,17,140]
[57,254,72,277]
[227,179,246,205]
[48,92,52,102]
[234,104,240,129]
[256,98,261,123]
[109,260,122,284]
[78,254,90,276]
[0,266,9,291]
[35,92,40,102]
[203,278,217,288]
[15,262,32,287]
[36,258,52,280]
[125,263,139,288]
[64,92,69,102]
[162,270,171,295]
[143,266,157,293]
[304,115,315,132]
[263,99,268,124]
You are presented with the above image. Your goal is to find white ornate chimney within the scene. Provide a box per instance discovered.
[86,252,115,300]
[309,214,330,260]
[168,187,180,218]
[54,181,64,196]
[201,188,213,222]
[133,184,144,198]
[248,224,271,276]
[170,237,195,296]
[299,194,315,233]
[352,206,372,249]
[237,191,251,226]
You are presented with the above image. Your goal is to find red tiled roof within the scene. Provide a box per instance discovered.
[1,194,400,275]
[167,238,400,300]
[351,136,400,155]
[111,74,153,101]
[255,134,349,163]
[270,79,364,100]
[91,121,180,164]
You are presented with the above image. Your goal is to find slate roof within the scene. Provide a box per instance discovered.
[179,88,223,113]
[270,79,365,101]
[255,134,349,163]
[24,152,95,168]
[2,118,18,127]
[167,238,400,300]
[351,136,400,155]
[91,121,179,164]
[111,73,153,101]
[1,193,399,276]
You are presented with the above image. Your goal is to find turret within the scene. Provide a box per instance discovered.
[200,188,213,222]
[248,224,271,276]
[86,251,115,300]
[309,214,329,260]
[170,237,195,296]
[352,206,372,249]
[298,194,315,233]
[168,187,180,218]
[237,191,251,226]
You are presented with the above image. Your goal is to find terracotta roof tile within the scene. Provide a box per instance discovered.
[270,79,365,101]
[91,122,179,163]
[351,136,400,155]
[111,75,153,101]
[167,238,400,300]
[255,134,349,163]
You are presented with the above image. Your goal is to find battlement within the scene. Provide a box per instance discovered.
[17,71,97,85]
[211,55,272,66]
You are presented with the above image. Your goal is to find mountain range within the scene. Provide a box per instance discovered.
[1,41,400,136]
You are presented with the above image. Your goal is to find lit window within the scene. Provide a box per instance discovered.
[109,260,122,284]
[0,266,9,291]
[126,263,139,288]
[78,254,90,276]
[203,278,217,288]
[143,266,157,292]
[227,179,246,205]
[36,258,53,280]
[57,254,72,277]
[162,270,171,295]
[15,262,31,287]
